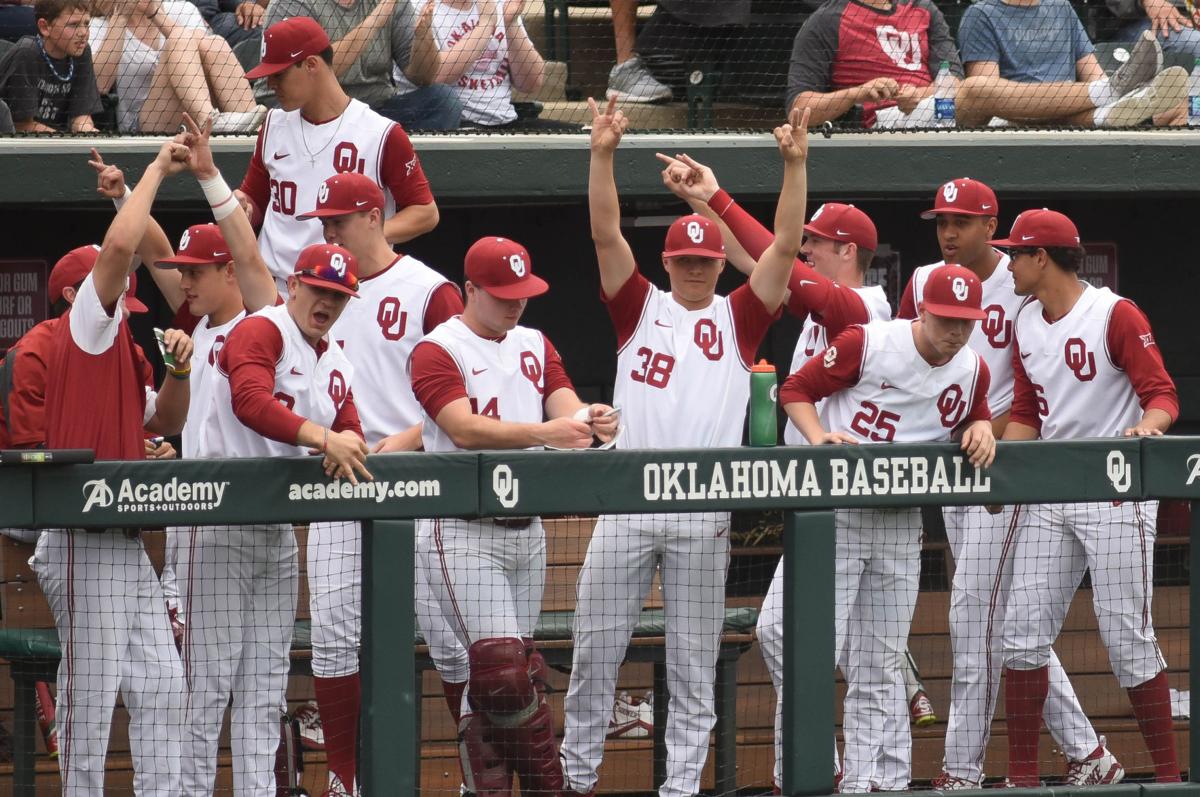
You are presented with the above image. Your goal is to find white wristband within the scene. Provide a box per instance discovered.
[199,173,237,220]
[112,183,132,211]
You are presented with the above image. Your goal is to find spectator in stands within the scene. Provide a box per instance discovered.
[258,0,462,130]
[957,0,1187,126]
[787,0,1187,128]
[0,97,12,130]
[0,0,99,132]
[1105,0,1200,65]
[604,0,671,103]
[399,0,573,129]
[89,0,266,133]
[189,0,265,47]
[0,0,36,42]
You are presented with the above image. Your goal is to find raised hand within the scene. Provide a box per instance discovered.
[655,152,720,204]
[88,148,127,199]
[774,107,810,164]
[153,139,191,176]
[178,112,219,179]
[588,95,628,154]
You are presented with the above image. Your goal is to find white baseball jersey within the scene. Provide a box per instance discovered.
[257,100,398,285]
[907,255,1017,415]
[1013,285,1143,440]
[784,285,891,445]
[200,303,355,458]
[822,319,986,443]
[419,317,548,453]
[329,255,452,448]
[181,311,246,459]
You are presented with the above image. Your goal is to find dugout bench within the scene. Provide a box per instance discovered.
[0,608,758,796]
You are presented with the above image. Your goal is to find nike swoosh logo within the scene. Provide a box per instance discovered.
[654,320,671,328]
[880,381,898,390]
[273,152,290,160]
[716,527,727,538]
[471,367,487,375]
[1020,352,1031,359]
[290,367,303,375]
[212,251,228,257]
[836,229,849,236]
[289,50,305,58]
[981,204,993,209]
[797,279,818,288]
[1021,235,1035,241]
[355,200,368,206]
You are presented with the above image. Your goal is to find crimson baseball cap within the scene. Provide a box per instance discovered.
[465,237,548,300]
[803,203,878,251]
[50,245,149,313]
[989,208,1081,248]
[297,173,385,220]
[293,243,360,297]
[920,264,986,320]
[245,17,331,79]
[662,214,725,259]
[154,224,232,269]
[921,178,999,219]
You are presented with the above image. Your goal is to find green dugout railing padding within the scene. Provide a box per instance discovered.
[2,436,1199,796]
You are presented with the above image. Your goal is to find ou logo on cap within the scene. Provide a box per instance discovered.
[260,36,268,60]
[509,253,526,277]
[951,276,969,301]
[811,204,826,220]
[318,183,330,203]
[330,252,346,277]
[943,181,959,203]
[686,220,705,244]
[179,230,191,251]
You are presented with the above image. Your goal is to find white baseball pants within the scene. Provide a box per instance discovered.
[560,512,730,797]
[30,529,184,797]
[176,525,298,797]
[1004,501,1166,688]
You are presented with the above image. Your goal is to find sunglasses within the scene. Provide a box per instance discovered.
[297,264,358,291]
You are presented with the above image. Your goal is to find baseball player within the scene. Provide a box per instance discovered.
[990,209,1180,785]
[238,16,438,292]
[654,154,912,791]
[295,170,468,796]
[31,140,195,797]
[781,264,996,794]
[899,182,1113,788]
[559,99,806,797]
[409,236,618,796]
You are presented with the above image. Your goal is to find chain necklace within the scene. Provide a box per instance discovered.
[36,35,74,83]
[299,101,350,166]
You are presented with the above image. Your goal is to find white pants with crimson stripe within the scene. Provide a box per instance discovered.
[560,512,729,797]
[943,504,1097,782]
[30,529,184,797]
[1003,501,1166,688]
[177,525,298,796]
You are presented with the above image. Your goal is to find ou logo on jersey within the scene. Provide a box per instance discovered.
[1064,337,1096,382]
[693,318,724,361]
[875,25,923,71]
[519,351,544,394]
[937,384,967,428]
[208,333,228,366]
[951,276,969,302]
[333,142,365,175]
[942,182,959,203]
[509,254,526,277]
[376,297,407,341]
[328,370,348,406]
[981,304,1012,348]
[686,220,705,244]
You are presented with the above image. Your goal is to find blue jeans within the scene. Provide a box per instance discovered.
[374,84,464,131]
[1120,18,1200,64]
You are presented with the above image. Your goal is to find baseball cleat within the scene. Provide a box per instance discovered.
[293,700,326,750]
[1110,30,1163,97]
[1064,737,1124,786]
[606,56,672,104]
[910,690,937,727]
[1099,66,1188,127]
[931,771,981,790]
[607,690,653,739]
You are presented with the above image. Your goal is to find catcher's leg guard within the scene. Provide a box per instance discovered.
[458,712,513,797]
[524,637,550,699]
[468,638,536,715]
[495,699,564,796]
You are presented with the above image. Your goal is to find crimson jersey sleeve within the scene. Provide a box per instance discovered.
[219,316,307,444]
[380,125,435,209]
[541,336,575,402]
[785,265,870,336]
[332,390,364,438]
[603,270,653,349]
[709,188,777,263]
[238,122,271,216]
[957,358,992,428]
[728,283,783,367]
[423,282,465,334]
[410,341,466,421]
[1008,331,1042,433]
[1108,299,1179,422]
[6,331,52,447]
[779,325,866,405]
[897,273,919,320]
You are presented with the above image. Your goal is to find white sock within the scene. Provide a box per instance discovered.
[1088,77,1116,108]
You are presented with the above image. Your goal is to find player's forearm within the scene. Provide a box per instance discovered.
[790,89,858,126]
[332,0,396,78]
[146,375,190,436]
[783,401,826,445]
[383,202,439,244]
[588,150,623,244]
[771,154,808,256]
[544,388,585,421]
[96,165,167,305]
[1134,408,1173,434]
[140,217,185,312]
[444,416,545,450]
[1000,420,1040,441]
[202,170,278,310]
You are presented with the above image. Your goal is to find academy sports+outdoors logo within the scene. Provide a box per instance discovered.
[82,478,230,514]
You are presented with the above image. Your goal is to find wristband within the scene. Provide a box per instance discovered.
[167,364,191,379]
[199,173,237,221]
[322,426,329,453]
[112,183,133,211]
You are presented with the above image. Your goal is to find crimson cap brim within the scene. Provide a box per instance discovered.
[245,58,298,80]
[297,273,359,298]
[662,247,725,259]
[478,274,550,300]
[922,301,986,321]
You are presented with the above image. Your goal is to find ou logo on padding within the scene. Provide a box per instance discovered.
[493,464,519,509]
[179,230,191,251]
[1107,450,1132,493]
[509,254,526,277]
[686,221,705,244]
[329,252,347,277]
[318,183,330,203]
[951,276,969,301]
[942,182,959,203]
